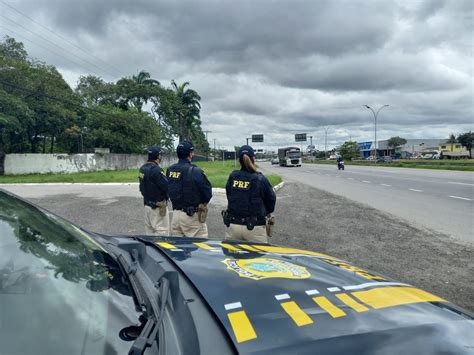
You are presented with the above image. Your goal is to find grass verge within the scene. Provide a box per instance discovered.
[0,160,283,188]
[304,159,474,171]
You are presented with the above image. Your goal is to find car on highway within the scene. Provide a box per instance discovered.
[271,157,279,165]
[1,189,473,355]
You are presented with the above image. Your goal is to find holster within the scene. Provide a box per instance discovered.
[245,216,258,231]
[266,215,275,237]
[221,210,230,227]
[156,200,168,217]
[197,203,208,223]
[185,207,196,217]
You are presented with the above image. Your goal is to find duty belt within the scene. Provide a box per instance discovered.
[229,216,266,227]
[175,206,199,217]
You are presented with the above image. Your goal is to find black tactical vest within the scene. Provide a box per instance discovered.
[167,163,199,209]
[139,163,166,203]
[227,170,265,218]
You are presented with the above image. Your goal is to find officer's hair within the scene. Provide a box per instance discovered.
[241,154,257,173]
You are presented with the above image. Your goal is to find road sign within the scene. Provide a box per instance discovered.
[295,133,307,142]
[252,134,264,143]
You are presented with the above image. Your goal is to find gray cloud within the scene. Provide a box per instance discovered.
[2,0,472,148]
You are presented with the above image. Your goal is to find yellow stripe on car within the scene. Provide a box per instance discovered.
[156,242,177,250]
[312,296,347,318]
[280,301,314,327]
[193,242,215,250]
[220,243,242,251]
[351,287,446,310]
[335,293,369,313]
[238,244,261,252]
[227,310,257,343]
[252,245,334,258]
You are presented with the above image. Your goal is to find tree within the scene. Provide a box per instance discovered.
[170,80,201,141]
[457,131,473,158]
[339,141,360,161]
[387,136,407,149]
[446,133,457,143]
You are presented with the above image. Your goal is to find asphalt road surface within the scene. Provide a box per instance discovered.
[262,163,474,243]
[2,183,473,312]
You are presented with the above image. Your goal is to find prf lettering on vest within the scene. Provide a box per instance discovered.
[169,171,181,179]
[232,180,250,189]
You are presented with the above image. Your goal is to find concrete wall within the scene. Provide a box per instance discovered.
[4,153,176,175]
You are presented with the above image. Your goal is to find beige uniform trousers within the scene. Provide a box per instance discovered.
[144,205,170,236]
[225,224,268,243]
[171,210,208,238]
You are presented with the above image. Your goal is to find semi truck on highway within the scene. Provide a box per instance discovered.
[278,147,302,167]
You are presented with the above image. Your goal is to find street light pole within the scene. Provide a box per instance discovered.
[363,105,389,164]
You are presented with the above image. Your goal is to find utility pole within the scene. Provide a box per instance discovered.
[324,127,330,160]
[246,137,250,145]
[203,130,212,161]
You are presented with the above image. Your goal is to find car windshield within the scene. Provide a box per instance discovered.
[0,192,144,355]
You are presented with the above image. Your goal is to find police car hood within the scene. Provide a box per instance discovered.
[143,237,474,354]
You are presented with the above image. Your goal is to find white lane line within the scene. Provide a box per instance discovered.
[305,289,320,296]
[448,182,474,187]
[380,184,392,187]
[224,302,242,310]
[409,189,423,192]
[362,180,371,183]
[275,293,291,301]
[449,195,472,201]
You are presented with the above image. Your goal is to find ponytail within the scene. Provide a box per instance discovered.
[241,154,257,173]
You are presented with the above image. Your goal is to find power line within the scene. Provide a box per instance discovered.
[0,0,123,77]
[0,24,104,78]
[0,15,115,79]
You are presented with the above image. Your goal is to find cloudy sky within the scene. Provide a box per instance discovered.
[1,0,472,149]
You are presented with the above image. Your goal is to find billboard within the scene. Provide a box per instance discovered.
[252,134,264,142]
[295,133,307,142]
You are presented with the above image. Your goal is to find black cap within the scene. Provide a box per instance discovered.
[177,140,194,159]
[147,146,163,161]
[239,145,255,158]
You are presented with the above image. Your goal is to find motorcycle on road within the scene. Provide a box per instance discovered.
[337,160,345,170]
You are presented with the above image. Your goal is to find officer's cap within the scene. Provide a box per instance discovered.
[147,146,163,161]
[239,145,255,158]
[177,140,194,158]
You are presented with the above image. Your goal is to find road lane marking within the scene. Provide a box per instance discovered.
[409,189,423,192]
[380,184,392,187]
[448,182,474,186]
[362,180,371,183]
[449,195,472,201]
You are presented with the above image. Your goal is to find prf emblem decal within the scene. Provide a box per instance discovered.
[222,258,311,280]
[168,171,181,179]
[232,180,251,189]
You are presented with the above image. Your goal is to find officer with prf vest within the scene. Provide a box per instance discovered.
[139,146,169,235]
[223,145,276,243]
[167,140,212,237]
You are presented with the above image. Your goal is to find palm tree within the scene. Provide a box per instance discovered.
[171,80,201,141]
[446,133,457,143]
[120,70,160,112]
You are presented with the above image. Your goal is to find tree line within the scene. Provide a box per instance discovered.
[0,36,209,174]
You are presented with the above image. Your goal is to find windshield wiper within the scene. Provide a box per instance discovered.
[114,247,171,355]
[129,277,170,355]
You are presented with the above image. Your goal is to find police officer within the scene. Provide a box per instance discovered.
[223,145,276,243]
[139,146,169,235]
[167,140,212,237]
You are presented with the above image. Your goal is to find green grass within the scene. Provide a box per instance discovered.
[0,160,283,188]
[304,159,474,171]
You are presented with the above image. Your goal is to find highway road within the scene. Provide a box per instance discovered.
[262,163,474,243]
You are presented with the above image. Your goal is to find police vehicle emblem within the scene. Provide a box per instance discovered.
[222,258,310,280]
